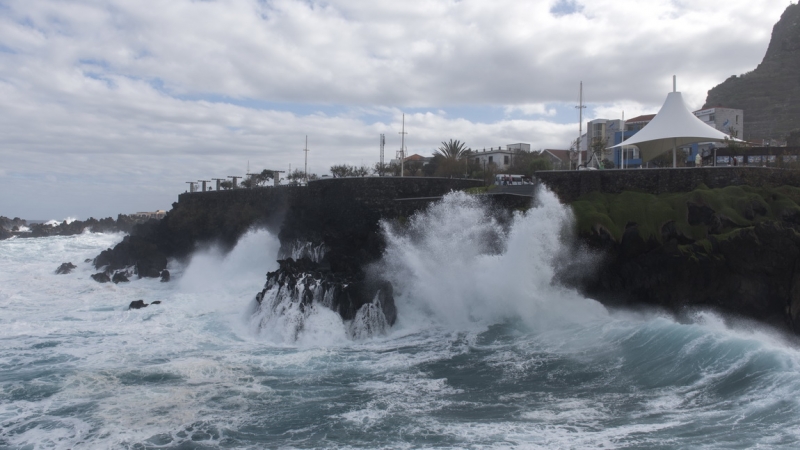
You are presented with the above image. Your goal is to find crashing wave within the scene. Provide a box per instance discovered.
[251,257,395,341]
[278,240,328,263]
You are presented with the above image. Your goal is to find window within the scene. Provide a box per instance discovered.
[488,156,493,163]
[736,115,739,124]
[504,156,509,165]
[709,114,715,122]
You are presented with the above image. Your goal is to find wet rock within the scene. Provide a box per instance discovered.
[151,300,161,305]
[91,272,111,283]
[84,258,92,263]
[56,262,77,274]
[255,257,397,327]
[660,220,694,245]
[160,269,170,283]
[687,202,722,234]
[112,272,130,284]
[128,300,148,309]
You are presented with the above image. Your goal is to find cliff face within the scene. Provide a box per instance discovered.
[703,4,800,141]
[570,185,800,333]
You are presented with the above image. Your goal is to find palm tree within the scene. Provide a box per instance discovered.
[436,139,470,160]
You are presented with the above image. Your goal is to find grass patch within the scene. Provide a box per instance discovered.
[570,185,800,243]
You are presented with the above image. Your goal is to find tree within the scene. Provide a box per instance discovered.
[354,165,370,177]
[219,180,233,190]
[528,155,553,173]
[589,137,608,168]
[568,138,581,170]
[434,157,464,177]
[287,169,305,185]
[786,128,800,147]
[406,160,423,176]
[436,139,471,160]
[330,164,352,178]
[241,169,274,188]
[373,162,391,176]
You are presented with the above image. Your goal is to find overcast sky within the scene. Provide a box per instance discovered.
[0,0,789,219]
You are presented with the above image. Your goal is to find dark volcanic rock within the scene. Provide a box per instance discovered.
[56,262,77,274]
[687,202,722,233]
[94,234,167,278]
[160,269,170,282]
[91,272,111,283]
[582,216,800,330]
[128,300,148,309]
[256,257,398,327]
[112,272,130,283]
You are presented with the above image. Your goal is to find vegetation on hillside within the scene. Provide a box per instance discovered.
[571,185,800,243]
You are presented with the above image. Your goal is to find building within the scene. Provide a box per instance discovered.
[132,210,166,220]
[541,149,586,170]
[693,107,744,138]
[625,114,655,132]
[604,114,655,167]
[471,144,531,171]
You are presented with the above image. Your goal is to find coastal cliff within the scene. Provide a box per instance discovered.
[90,169,800,335]
[566,183,800,333]
[95,178,483,331]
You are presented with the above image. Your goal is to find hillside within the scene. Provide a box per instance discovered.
[703,4,800,142]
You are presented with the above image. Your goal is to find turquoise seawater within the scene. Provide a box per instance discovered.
[1,193,800,449]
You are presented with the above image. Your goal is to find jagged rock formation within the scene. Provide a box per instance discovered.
[703,4,800,141]
[55,262,76,274]
[91,272,111,283]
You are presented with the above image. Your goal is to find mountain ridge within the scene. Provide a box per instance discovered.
[703,4,800,142]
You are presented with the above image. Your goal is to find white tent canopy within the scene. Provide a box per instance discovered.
[609,91,737,163]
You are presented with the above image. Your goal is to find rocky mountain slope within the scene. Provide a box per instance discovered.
[703,4,800,142]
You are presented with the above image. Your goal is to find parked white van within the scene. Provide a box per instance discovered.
[494,174,526,185]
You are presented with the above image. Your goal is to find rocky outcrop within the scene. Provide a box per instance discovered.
[55,262,77,274]
[112,272,130,283]
[254,178,480,334]
[703,4,800,141]
[254,257,397,330]
[91,272,111,283]
[93,178,482,335]
[570,185,800,333]
[128,300,160,309]
[24,215,140,239]
[94,233,167,278]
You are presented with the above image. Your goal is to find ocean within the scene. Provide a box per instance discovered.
[1,191,799,449]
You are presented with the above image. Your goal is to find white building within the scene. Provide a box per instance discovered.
[693,107,744,138]
[471,144,530,170]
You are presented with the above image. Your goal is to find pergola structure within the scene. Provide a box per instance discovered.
[610,79,740,167]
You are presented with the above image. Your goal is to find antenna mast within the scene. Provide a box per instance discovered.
[303,135,309,184]
[621,111,625,170]
[575,81,586,169]
[380,134,385,176]
[398,114,407,177]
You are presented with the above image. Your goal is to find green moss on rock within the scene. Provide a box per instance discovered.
[571,185,800,244]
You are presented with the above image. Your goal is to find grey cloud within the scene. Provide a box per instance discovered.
[0,0,789,218]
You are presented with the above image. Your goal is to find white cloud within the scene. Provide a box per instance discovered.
[504,104,557,117]
[0,0,790,218]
